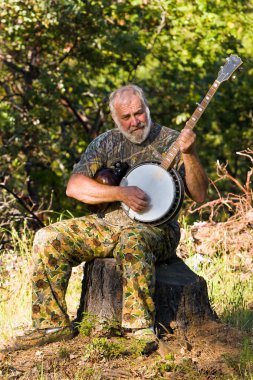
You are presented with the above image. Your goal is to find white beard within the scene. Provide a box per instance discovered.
[115,108,152,144]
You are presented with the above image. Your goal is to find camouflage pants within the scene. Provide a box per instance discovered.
[31,214,180,329]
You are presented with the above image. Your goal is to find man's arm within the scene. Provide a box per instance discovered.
[66,173,149,212]
[178,128,209,203]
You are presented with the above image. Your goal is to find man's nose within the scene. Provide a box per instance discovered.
[130,115,138,126]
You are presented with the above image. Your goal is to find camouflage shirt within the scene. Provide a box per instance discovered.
[72,122,184,226]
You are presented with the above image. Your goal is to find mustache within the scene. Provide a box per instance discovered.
[129,122,147,133]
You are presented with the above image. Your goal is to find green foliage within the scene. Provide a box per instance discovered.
[82,336,147,362]
[0,0,253,222]
[155,352,178,374]
[239,338,253,379]
[77,312,98,337]
[57,346,70,359]
[221,280,253,333]
[77,312,122,337]
[83,337,123,361]
[99,317,122,337]
[224,338,253,379]
[74,368,97,380]
[186,247,253,334]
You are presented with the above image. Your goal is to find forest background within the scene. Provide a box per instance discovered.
[0,0,252,241]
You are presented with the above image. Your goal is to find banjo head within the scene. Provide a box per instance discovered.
[120,162,176,223]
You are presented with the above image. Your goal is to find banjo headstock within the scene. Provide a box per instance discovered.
[217,54,243,83]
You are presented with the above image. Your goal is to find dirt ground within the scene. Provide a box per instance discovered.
[0,319,245,380]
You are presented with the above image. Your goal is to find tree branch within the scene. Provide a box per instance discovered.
[0,184,45,228]
[60,96,92,132]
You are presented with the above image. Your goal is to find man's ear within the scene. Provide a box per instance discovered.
[111,112,118,125]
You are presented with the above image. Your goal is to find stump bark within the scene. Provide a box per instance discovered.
[77,257,217,331]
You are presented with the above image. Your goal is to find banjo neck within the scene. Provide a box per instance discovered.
[160,79,221,171]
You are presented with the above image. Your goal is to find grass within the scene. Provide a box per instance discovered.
[223,337,253,380]
[185,249,253,333]
[0,222,83,346]
[0,220,252,379]
[182,224,253,380]
[0,224,33,343]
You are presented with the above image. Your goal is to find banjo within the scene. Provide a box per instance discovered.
[120,54,243,226]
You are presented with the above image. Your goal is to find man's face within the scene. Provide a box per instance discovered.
[112,92,151,144]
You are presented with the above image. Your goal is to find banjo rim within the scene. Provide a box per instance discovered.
[120,161,184,225]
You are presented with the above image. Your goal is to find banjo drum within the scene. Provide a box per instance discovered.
[120,55,243,225]
[120,161,184,225]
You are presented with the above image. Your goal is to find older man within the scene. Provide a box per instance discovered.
[10,84,208,352]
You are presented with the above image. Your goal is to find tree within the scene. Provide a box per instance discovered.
[0,0,252,228]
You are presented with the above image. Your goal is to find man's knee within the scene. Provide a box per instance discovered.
[33,225,61,261]
[34,225,59,245]
[118,227,149,249]
[115,227,155,264]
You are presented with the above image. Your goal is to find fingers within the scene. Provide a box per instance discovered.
[119,186,149,212]
[178,128,196,153]
[130,196,149,212]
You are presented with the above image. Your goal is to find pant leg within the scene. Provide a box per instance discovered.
[153,221,181,262]
[113,222,179,329]
[32,215,120,329]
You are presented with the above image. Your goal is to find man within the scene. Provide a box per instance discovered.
[9,84,208,352]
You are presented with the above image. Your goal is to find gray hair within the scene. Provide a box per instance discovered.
[109,84,148,115]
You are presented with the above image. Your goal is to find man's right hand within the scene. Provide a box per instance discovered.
[67,174,149,212]
[119,186,149,212]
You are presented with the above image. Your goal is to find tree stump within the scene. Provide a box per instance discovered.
[76,257,217,332]
[77,258,123,323]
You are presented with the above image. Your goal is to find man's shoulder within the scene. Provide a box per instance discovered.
[151,122,180,143]
[157,123,180,136]
[91,128,122,146]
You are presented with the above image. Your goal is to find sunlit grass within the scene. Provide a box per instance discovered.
[0,224,33,344]
[182,224,253,379]
[188,255,253,379]
[0,222,83,347]
[185,248,253,333]
[179,221,253,333]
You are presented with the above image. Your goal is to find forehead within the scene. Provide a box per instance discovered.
[113,91,144,114]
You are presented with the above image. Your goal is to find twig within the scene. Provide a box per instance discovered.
[0,184,45,227]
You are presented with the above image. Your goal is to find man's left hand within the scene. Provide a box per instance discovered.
[178,128,196,154]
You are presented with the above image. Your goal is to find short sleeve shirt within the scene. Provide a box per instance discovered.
[72,123,184,177]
